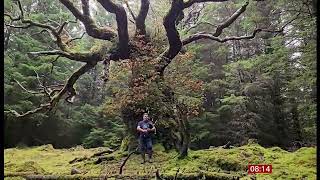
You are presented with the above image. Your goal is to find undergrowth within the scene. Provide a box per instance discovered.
[4,143,316,179]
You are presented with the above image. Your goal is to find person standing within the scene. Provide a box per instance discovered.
[137,113,156,164]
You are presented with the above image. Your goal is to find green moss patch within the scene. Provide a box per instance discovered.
[5,144,316,179]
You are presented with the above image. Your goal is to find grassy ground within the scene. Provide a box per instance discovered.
[4,143,316,179]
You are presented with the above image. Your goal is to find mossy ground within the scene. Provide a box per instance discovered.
[4,143,316,179]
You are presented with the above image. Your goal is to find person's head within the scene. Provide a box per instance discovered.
[143,113,149,121]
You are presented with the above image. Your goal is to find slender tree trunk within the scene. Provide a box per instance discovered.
[172,98,191,158]
[178,118,190,158]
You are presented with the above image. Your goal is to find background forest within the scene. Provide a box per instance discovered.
[4,0,316,153]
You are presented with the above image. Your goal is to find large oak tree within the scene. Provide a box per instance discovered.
[5,0,299,157]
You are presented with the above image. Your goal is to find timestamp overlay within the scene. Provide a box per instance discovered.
[248,165,272,174]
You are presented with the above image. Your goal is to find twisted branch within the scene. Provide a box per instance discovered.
[183,0,229,9]
[59,0,117,41]
[182,11,300,45]
[7,62,97,117]
[5,0,111,117]
[97,0,130,59]
[156,0,184,74]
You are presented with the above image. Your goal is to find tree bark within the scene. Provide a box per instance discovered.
[175,104,191,158]
[135,0,150,37]
[178,121,190,158]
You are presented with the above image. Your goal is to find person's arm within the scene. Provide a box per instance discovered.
[147,122,156,132]
[149,126,156,132]
[137,122,147,133]
[137,126,147,133]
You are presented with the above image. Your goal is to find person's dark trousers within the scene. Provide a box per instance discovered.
[139,136,153,163]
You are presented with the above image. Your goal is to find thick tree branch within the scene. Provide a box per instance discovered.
[6,0,113,118]
[155,0,274,75]
[28,48,108,63]
[183,0,229,9]
[7,62,97,118]
[157,0,239,74]
[182,28,263,45]
[97,0,130,59]
[156,0,184,74]
[5,24,32,29]
[81,0,90,17]
[6,104,52,118]
[16,0,24,17]
[33,70,59,99]
[16,19,56,32]
[182,12,300,45]
[59,0,117,41]
[12,0,57,32]
[28,50,72,58]
[6,1,110,64]
[4,13,20,22]
[182,1,249,40]
[211,1,249,36]
[11,71,62,101]
[13,79,43,95]
[135,0,150,36]
[6,0,70,51]
[162,0,184,60]
[30,29,51,37]
[61,62,97,103]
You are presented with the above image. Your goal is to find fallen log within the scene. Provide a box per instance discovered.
[69,156,89,164]
[69,147,116,164]
[92,149,113,157]
[94,155,115,164]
